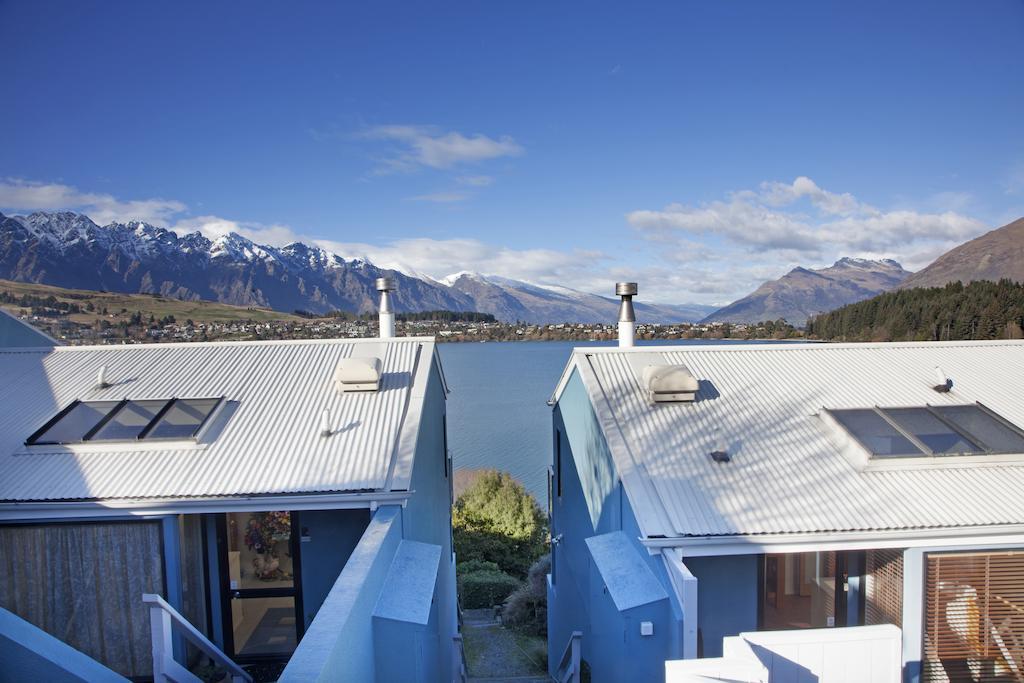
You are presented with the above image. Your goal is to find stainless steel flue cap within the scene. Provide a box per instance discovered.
[615,282,638,297]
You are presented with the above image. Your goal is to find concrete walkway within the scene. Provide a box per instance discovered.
[462,608,549,683]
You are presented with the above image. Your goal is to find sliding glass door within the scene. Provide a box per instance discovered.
[217,512,304,661]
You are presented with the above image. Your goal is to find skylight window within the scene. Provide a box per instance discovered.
[825,404,1024,459]
[26,397,224,446]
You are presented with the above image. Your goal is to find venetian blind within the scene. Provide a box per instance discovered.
[866,548,904,628]
[923,550,1024,683]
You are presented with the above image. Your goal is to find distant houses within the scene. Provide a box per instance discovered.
[0,332,459,680]
[547,338,1024,682]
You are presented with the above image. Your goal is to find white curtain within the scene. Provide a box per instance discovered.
[0,521,164,678]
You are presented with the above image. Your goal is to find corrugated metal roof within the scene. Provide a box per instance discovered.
[0,337,438,503]
[559,340,1024,539]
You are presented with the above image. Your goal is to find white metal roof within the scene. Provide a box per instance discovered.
[554,340,1024,541]
[0,337,440,507]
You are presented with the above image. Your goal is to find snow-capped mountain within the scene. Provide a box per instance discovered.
[0,211,470,314]
[0,211,713,323]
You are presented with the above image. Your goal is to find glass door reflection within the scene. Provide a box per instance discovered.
[220,511,303,660]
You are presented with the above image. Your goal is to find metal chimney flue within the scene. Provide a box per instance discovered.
[376,277,397,339]
[615,282,637,348]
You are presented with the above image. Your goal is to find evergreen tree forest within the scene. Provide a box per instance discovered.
[806,279,1024,342]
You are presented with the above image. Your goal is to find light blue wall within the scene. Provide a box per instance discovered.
[683,555,759,657]
[372,540,442,683]
[0,607,128,683]
[299,509,371,630]
[401,359,456,681]
[280,506,404,682]
[549,370,685,682]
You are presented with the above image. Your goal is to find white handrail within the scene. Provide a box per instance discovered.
[143,593,253,683]
[555,630,582,683]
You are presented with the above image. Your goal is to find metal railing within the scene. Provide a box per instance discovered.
[452,633,469,682]
[554,630,582,683]
[143,593,252,683]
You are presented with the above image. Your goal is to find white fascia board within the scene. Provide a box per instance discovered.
[547,352,582,406]
[0,490,410,521]
[646,525,1024,557]
[387,343,429,491]
[432,344,451,396]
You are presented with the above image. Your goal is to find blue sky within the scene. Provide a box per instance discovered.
[1,1,1022,304]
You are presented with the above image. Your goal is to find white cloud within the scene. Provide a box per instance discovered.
[756,176,864,215]
[0,178,186,226]
[359,125,523,172]
[170,215,303,246]
[627,176,986,271]
[317,236,605,289]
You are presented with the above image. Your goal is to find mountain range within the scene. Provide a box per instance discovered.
[701,258,912,326]
[898,217,1024,290]
[5,210,1019,327]
[0,211,713,324]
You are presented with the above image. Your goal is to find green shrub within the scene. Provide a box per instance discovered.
[458,569,522,609]
[457,559,501,574]
[502,554,550,636]
[453,470,548,578]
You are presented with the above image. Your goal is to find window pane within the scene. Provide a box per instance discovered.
[32,401,119,444]
[932,405,1024,454]
[146,398,220,440]
[231,595,297,657]
[830,409,923,457]
[90,400,169,441]
[883,408,981,455]
[225,511,294,590]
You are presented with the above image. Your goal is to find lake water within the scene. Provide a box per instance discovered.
[437,339,782,502]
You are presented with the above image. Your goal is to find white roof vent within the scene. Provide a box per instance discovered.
[642,364,699,403]
[334,357,382,393]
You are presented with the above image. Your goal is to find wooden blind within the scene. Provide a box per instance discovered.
[924,550,1024,683]
[866,548,904,628]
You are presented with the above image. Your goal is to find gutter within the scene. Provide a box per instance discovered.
[639,524,1024,557]
[0,490,413,521]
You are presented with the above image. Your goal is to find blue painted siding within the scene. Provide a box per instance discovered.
[299,509,371,630]
[683,555,759,657]
[550,370,685,681]
[401,359,456,681]
[551,369,764,676]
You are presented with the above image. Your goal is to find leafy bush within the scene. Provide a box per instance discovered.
[459,568,521,609]
[502,554,550,636]
[457,559,501,574]
[453,470,548,578]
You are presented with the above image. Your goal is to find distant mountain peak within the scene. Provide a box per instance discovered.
[703,256,910,326]
[441,270,490,286]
